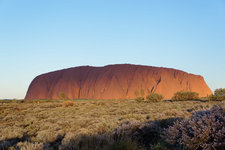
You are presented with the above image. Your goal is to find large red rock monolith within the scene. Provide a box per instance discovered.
[25,64,212,100]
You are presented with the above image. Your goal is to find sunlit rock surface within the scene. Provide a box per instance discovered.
[25,64,212,100]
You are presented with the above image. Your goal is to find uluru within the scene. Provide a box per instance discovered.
[25,64,212,100]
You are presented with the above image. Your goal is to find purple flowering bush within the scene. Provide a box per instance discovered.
[165,103,225,149]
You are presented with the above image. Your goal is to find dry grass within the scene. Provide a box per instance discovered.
[62,101,75,107]
[0,99,222,149]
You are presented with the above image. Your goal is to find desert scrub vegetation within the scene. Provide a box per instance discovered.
[0,99,222,149]
[171,91,199,101]
[209,88,225,101]
[134,89,145,103]
[60,92,67,100]
[62,100,75,107]
[135,92,164,103]
[135,96,145,103]
[146,93,164,102]
[165,103,225,150]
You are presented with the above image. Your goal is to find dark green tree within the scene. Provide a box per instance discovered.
[209,88,225,101]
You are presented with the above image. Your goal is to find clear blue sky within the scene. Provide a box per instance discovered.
[0,0,225,99]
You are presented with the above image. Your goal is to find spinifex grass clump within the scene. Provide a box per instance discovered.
[146,93,164,102]
[134,89,145,103]
[135,92,164,103]
[165,103,225,150]
[62,101,75,107]
[209,88,225,101]
[171,91,199,101]
[135,97,145,103]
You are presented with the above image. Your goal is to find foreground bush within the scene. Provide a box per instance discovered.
[146,93,164,102]
[165,104,225,150]
[171,91,199,101]
[114,118,181,149]
[17,142,43,150]
[107,139,139,150]
[209,88,225,101]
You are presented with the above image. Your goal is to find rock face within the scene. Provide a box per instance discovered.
[25,64,212,100]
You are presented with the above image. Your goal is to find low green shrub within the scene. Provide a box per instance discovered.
[135,89,145,103]
[135,97,145,103]
[209,88,225,101]
[171,91,199,101]
[146,93,164,102]
[60,92,67,100]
